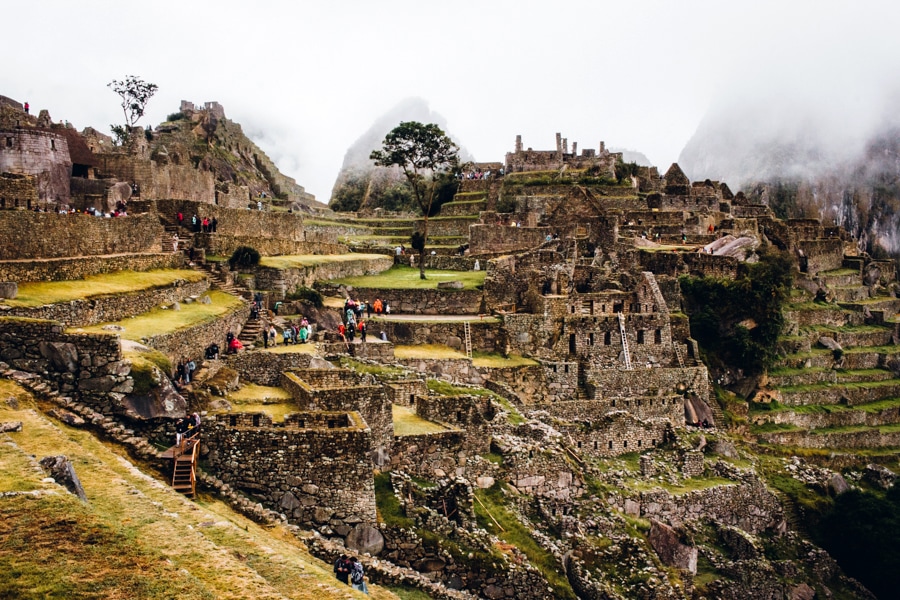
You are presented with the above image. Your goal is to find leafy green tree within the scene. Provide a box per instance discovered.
[108,75,158,145]
[371,122,459,279]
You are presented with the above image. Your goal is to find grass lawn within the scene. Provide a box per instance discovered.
[472,352,539,368]
[394,344,468,360]
[4,269,205,308]
[228,384,293,403]
[332,265,485,290]
[258,253,388,270]
[76,290,244,340]
[393,404,451,436]
[0,380,396,600]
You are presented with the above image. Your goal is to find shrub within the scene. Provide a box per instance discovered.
[166,111,185,121]
[228,246,260,269]
[285,286,323,307]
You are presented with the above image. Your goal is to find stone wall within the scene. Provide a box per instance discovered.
[0,212,164,260]
[317,288,484,315]
[555,412,672,457]
[157,199,325,242]
[586,366,709,404]
[0,172,38,209]
[798,239,844,275]
[396,358,486,387]
[95,154,215,203]
[389,431,468,478]
[414,394,493,453]
[0,317,130,411]
[319,340,396,361]
[203,411,376,529]
[3,279,208,327]
[254,255,393,297]
[193,233,347,258]
[384,379,428,406]
[0,252,182,283]
[224,350,313,386]
[282,369,393,460]
[142,299,250,363]
[0,128,71,205]
[469,224,548,255]
[759,428,900,449]
[370,319,502,352]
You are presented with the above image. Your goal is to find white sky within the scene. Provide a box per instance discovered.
[4,1,899,201]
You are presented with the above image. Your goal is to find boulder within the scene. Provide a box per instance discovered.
[790,583,816,600]
[121,365,187,420]
[818,337,842,352]
[48,409,85,427]
[863,464,896,490]
[106,182,133,211]
[0,421,23,433]
[711,440,739,458]
[648,519,697,574]
[39,455,88,502]
[38,342,79,373]
[345,524,384,556]
[437,281,464,290]
[828,473,850,496]
[0,282,17,299]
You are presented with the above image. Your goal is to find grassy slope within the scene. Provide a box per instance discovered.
[332,265,485,290]
[5,269,205,308]
[259,254,388,269]
[76,290,244,340]
[0,379,393,600]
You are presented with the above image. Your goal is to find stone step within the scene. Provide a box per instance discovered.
[758,424,900,450]
[777,379,900,407]
[752,397,900,430]
[830,285,871,302]
[768,368,896,387]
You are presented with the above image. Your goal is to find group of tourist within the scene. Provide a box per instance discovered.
[174,357,197,387]
[458,168,504,180]
[174,412,201,446]
[333,554,368,594]
[265,318,312,347]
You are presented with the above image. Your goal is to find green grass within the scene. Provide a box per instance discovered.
[227,384,293,403]
[471,352,539,368]
[77,291,244,340]
[261,342,318,354]
[4,269,205,308]
[374,473,414,529]
[258,253,389,270]
[392,405,451,436]
[340,357,408,377]
[426,379,496,398]
[394,344,468,360]
[494,395,525,426]
[332,265,485,290]
[474,483,576,599]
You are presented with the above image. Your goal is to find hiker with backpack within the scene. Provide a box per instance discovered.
[349,557,368,594]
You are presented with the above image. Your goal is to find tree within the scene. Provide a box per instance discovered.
[371,122,459,279]
[108,75,158,145]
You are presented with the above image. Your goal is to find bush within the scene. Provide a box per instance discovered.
[410,231,426,253]
[285,286,323,307]
[166,111,185,121]
[228,246,260,269]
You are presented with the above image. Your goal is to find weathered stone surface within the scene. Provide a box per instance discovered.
[437,280,464,290]
[38,455,87,502]
[475,476,495,489]
[648,519,697,574]
[39,342,79,373]
[345,524,384,556]
[717,524,759,560]
[48,408,85,427]
[790,582,816,600]
[280,491,301,511]
[863,464,896,490]
[121,373,186,420]
[0,282,17,299]
[828,473,850,496]
[818,336,842,352]
[0,421,23,433]
[711,439,738,458]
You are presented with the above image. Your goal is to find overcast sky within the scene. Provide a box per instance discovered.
[4,1,900,201]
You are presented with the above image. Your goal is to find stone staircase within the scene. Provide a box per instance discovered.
[238,313,264,348]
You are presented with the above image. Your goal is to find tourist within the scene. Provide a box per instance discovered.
[298,324,308,344]
[373,298,383,315]
[184,358,196,384]
[228,337,243,354]
[366,301,372,318]
[474,260,480,271]
[175,360,186,386]
[333,554,351,585]
[23,101,29,114]
[205,343,219,359]
[282,327,293,345]
[257,200,263,211]
[338,323,346,339]
[349,557,368,594]
[268,325,277,346]
[175,417,189,446]
[192,412,201,429]
[384,302,391,315]
[177,211,184,228]
[358,320,367,343]
[172,233,179,252]
[211,216,218,232]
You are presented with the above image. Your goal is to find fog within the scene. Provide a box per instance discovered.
[4,1,899,200]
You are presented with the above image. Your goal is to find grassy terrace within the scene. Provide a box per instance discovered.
[472,352,539,368]
[0,380,394,600]
[332,265,485,290]
[751,397,900,416]
[76,290,244,340]
[258,253,388,270]
[2,269,205,308]
[774,378,900,394]
[395,344,467,360]
[222,384,298,421]
[393,404,452,436]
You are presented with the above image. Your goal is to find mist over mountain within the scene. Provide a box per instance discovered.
[329,98,472,212]
[679,90,900,258]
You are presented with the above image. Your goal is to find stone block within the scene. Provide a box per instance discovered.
[0,282,17,299]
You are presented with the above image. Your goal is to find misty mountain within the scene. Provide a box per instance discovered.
[679,102,900,258]
[329,98,472,212]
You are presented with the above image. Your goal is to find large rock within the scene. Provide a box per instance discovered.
[0,282,17,299]
[39,455,88,502]
[828,473,850,496]
[0,421,23,433]
[345,524,384,556]
[38,342,79,373]
[121,365,186,420]
[648,519,697,574]
[863,464,896,490]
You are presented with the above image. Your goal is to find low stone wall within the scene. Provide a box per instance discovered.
[224,350,313,386]
[468,224,548,255]
[798,239,844,275]
[203,411,376,529]
[0,252,183,283]
[366,319,502,352]
[587,366,709,404]
[406,255,479,271]
[759,428,900,449]
[623,481,783,534]
[415,394,493,453]
[319,340,396,361]
[555,413,672,457]
[754,404,900,430]
[193,232,347,258]
[319,287,485,315]
[0,317,130,410]
[0,212,164,260]
[3,279,208,327]
[384,379,428,406]
[397,358,485,386]
[254,255,394,297]
[142,300,251,363]
[389,431,467,478]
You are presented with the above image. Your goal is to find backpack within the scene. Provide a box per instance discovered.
[350,563,364,585]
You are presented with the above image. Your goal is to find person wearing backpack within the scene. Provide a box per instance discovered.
[349,557,368,594]
[333,554,350,585]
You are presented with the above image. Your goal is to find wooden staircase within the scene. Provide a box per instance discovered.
[171,433,200,498]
